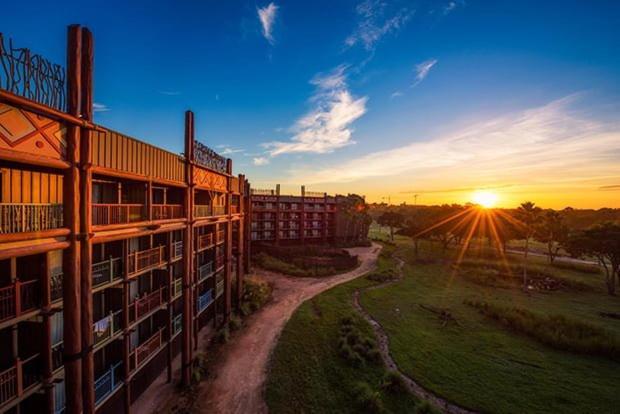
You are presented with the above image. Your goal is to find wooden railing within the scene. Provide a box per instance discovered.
[172,314,183,336]
[93,310,123,347]
[171,278,182,299]
[51,273,63,302]
[197,289,213,313]
[0,280,39,323]
[216,278,224,299]
[92,204,144,226]
[230,205,239,214]
[0,354,40,407]
[198,262,214,282]
[127,246,166,277]
[194,205,212,218]
[215,254,225,269]
[152,204,183,220]
[92,258,122,289]
[171,240,183,260]
[130,287,164,322]
[130,329,163,371]
[94,362,123,406]
[216,230,225,244]
[0,203,63,234]
[198,233,213,250]
[213,205,226,216]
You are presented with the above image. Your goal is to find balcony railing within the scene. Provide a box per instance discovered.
[216,278,224,299]
[0,354,40,407]
[194,205,212,218]
[94,362,123,406]
[93,310,122,347]
[230,205,239,214]
[152,204,183,221]
[171,240,183,260]
[127,246,166,277]
[198,233,213,250]
[130,329,164,371]
[0,203,63,234]
[92,258,122,289]
[198,262,214,283]
[213,206,226,216]
[130,287,165,322]
[215,254,225,269]
[216,230,225,244]
[51,273,63,302]
[197,289,213,313]
[92,204,144,226]
[172,314,182,336]
[171,278,182,300]
[0,280,39,323]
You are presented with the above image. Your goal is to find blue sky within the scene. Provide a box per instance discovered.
[2,1,620,207]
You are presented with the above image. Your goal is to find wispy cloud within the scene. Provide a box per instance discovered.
[413,58,437,86]
[345,0,414,51]
[599,184,620,191]
[263,65,368,156]
[93,102,110,112]
[443,0,464,15]
[216,145,243,155]
[290,96,620,190]
[158,90,181,96]
[258,2,279,44]
[391,91,404,99]
[253,156,270,166]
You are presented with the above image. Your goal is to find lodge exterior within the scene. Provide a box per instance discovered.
[0,26,250,414]
[250,184,339,244]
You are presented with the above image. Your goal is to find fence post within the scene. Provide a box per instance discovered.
[16,358,23,397]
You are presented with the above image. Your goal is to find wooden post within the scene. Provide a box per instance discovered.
[182,111,194,386]
[244,179,251,274]
[300,185,306,245]
[147,181,153,222]
[79,26,95,414]
[63,24,83,414]
[43,253,54,414]
[122,240,131,414]
[275,183,280,245]
[166,232,173,383]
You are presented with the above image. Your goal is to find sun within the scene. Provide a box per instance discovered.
[471,190,498,208]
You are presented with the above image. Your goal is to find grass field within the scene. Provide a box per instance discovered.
[267,226,620,414]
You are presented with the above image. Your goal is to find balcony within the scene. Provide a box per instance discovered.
[130,287,165,323]
[92,258,122,289]
[198,262,214,283]
[172,314,182,336]
[94,362,123,407]
[216,230,225,244]
[93,311,123,347]
[92,204,144,226]
[0,203,63,234]
[0,354,41,407]
[152,204,183,221]
[197,289,213,313]
[171,240,183,261]
[129,328,164,371]
[213,205,226,216]
[51,273,63,303]
[197,233,214,251]
[216,278,224,299]
[127,246,166,277]
[230,205,239,214]
[0,280,39,323]
[194,205,212,218]
[171,278,182,300]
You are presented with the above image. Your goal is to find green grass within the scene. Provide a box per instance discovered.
[266,245,421,413]
[361,240,620,413]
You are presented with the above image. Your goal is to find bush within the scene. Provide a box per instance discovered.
[241,276,273,315]
[465,300,619,360]
[229,315,243,331]
[381,371,407,394]
[215,326,230,344]
[352,382,386,413]
[414,401,440,414]
[367,268,399,283]
[337,317,381,366]
[252,245,359,277]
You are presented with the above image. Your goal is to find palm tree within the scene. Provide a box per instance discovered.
[516,201,541,291]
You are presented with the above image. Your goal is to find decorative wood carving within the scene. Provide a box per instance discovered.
[193,168,227,192]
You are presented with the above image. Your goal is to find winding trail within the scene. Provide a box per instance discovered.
[352,254,476,414]
[197,243,382,414]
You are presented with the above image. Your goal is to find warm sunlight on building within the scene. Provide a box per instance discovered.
[471,190,499,208]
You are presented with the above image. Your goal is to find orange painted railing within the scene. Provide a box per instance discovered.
[0,203,63,234]
[130,287,164,322]
[198,233,213,250]
[216,230,225,244]
[130,329,163,370]
[171,278,182,299]
[127,246,166,277]
[92,204,144,226]
[194,205,212,218]
[0,280,39,323]
[213,206,226,216]
[152,204,183,220]
[171,240,183,260]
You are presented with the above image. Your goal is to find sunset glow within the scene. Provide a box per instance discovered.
[471,190,498,208]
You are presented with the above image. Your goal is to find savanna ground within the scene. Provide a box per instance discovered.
[266,224,620,414]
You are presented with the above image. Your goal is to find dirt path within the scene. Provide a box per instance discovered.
[197,243,382,414]
[353,255,476,414]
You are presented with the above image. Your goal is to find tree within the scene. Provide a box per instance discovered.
[563,222,620,295]
[377,211,404,241]
[535,210,569,264]
[514,201,542,290]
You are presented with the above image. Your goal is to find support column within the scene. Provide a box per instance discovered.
[275,184,280,245]
[122,240,131,414]
[79,26,95,414]
[166,232,173,383]
[224,160,233,321]
[63,24,83,414]
[181,111,195,386]
[244,179,251,274]
[43,253,54,414]
[300,185,306,244]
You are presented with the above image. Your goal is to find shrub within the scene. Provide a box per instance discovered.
[215,326,230,344]
[337,317,382,366]
[229,315,243,331]
[367,268,399,283]
[465,300,619,360]
[381,371,407,394]
[352,382,386,413]
[252,245,359,277]
[241,276,273,315]
[414,401,440,414]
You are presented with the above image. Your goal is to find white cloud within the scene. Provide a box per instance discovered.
[93,102,110,112]
[257,2,279,44]
[263,65,368,156]
[158,90,181,96]
[289,95,620,187]
[443,0,464,15]
[391,91,404,99]
[253,156,270,166]
[216,145,243,155]
[345,0,413,51]
[413,58,437,86]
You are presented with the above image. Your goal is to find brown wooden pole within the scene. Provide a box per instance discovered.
[244,179,251,274]
[181,110,194,386]
[122,240,131,414]
[166,233,173,383]
[79,26,95,414]
[43,253,54,414]
[63,23,83,414]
